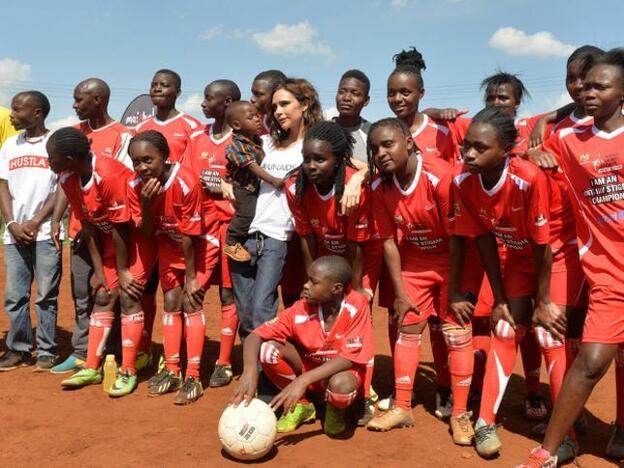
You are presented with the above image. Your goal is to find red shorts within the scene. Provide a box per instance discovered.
[583,284,624,344]
[280,235,306,297]
[100,229,157,290]
[210,221,232,289]
[159,236,220,292]
[304,359,365,395]
[362,238,382,297]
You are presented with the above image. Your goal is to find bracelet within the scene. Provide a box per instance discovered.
[5,220,16,229]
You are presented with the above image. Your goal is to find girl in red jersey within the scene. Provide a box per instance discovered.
[518,48,624,468]
[448,107,577,460]
[128,130,220,405]
[364,118,482,446]
[231,255,373,437]
[47,128,156,396]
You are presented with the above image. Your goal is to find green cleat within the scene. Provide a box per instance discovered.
[475,419,502,458]
[276,402,316,433]
[108,371,137,397]
[61,368,102,388]
[135,352,151,373]
[324,404,346,437]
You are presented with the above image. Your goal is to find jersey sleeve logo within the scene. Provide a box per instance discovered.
[534,213,547,227]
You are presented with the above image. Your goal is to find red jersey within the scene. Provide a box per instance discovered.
[543,124,624,287]
[450,157,551,273]
[259,113,270,136]
[285,167,371,256]
[411,115,459,165]
[135,112,201,163]
[254,290,373,368]
[59,155,133,234]
[372,155,452,267]
[183,124,234,222]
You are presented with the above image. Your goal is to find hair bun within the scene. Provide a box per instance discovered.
[393,47,426,72]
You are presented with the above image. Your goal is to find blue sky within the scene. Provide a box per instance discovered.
[0,0,622,128]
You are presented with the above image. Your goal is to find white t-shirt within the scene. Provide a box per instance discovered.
[249,135,303,241]
[0,132,64,244]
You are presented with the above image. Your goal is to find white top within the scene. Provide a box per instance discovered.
[249,135,303,241]
[0,132,64,244]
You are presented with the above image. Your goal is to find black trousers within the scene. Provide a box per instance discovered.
[226,185,258,245]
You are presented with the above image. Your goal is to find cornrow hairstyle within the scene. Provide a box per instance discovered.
[340,69,371,96]
[47,127,91,159]
[154,68,182,90]
[481,71,530,105]
[16,90,51,119]
[254,69,287,89]
[313,255,352,287]
[390,47,427,89]
[129,130,170,160]
[291,121,356,211]
[585,47,624,83]
[470,106,518,153]
[269,78,323,145]
[366,117,413,181]
[210,79,242,101]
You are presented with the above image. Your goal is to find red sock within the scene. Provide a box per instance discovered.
[162,311,183,373]
[139,294,156,354]
[478,322,526,425]
[394,332,422,410]
[388,314,398,357]
[534,327,566,403]
[565,338,581,372]
[616,346,624,426]
[471,317,491,393]
[520,329,542,395]
[121,311,144,373]
[184,310,205,379]
[260,341,298,389]
[444,326,474,416]
[85,311,114,369]
[217,303,238,366]
[363,358,374,399]
[429,317,451,388]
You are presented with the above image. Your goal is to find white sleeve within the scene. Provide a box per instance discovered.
[0,140,9,180]
[114,132,134,169]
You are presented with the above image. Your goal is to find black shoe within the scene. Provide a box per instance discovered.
[174,376,204,405]
[0,351,32,371]
[33,355,58,372]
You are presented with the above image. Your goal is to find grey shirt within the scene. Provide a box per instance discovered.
[333,117,371,163]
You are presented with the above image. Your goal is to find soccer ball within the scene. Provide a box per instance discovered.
[218,398,277,460]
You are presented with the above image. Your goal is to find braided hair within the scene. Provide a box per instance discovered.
[470,106,518,153]
[481,71,530,106]
[366,118,413,181]
[390,47,427,90]
[129,130,170,160]
[47,127,90,159]
[291,121,355,211]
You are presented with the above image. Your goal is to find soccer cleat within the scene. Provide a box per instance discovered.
[355,397,376,426]
[223,243,252,263]
[525,392,548,421]
[209,362,233,388]
[606,424,624,459]
[435,388,453,420]
[515,446,558,468]
[61,368,102,388]
[556,436,578,465]
[366,407,415,431]
[108,371,137,397]
[324,404,346,437]
[174,376,204,405]
[135,352,151,373]
[276,402,316,433]
[32,355,57,372]
[450,411,474,446]
[0,351,32,371]
[147,369,181,396]
[50,355,85,374]
[474,420,502,458]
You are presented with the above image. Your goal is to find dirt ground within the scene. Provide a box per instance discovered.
[0,246,621,467]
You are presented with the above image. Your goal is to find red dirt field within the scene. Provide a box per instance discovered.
[0,246,621,467]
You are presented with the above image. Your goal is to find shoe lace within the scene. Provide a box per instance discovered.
[474,425,495,444]
[457,413,472,432]
[181,377,197,393]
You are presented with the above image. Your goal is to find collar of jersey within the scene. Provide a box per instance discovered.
[478,157,509,196]
[162,162,181,191]
[392,153,423,196]
[410,114,429,138]
[591,124,624,139]
[317,300,346,335]
[80,153,97,191]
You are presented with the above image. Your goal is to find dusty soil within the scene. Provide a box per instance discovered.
[0,246,620,467]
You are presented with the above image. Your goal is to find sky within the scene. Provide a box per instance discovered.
[0,0,622,129]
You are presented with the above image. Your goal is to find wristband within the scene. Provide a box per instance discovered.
[5,220,16,230]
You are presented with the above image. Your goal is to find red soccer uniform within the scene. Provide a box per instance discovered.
[128,163,220,291]
[254,289,373,389]
[59,155,154,287]
[135,112,201,163]
[544,124,624,342]
[451,156,551,298]
[411,114,459,165]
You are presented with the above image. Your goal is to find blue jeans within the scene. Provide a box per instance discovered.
[230,232,287,338]
[4,240,62,356]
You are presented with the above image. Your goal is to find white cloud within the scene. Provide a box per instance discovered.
[251,21,334,59]
[391,0,408,7]
[0,58,32,105]
[323,106,339,120]
[199,25,224,40]
[178,93,203,113]
[49,115,79,131]
[489,27,575,59]
[546,91,573,109]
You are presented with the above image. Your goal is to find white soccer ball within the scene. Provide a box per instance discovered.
[218,398,277,460]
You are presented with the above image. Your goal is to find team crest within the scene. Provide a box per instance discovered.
[534,214,547,227]
[200,151,210,159]
[394,215,403,224]
[310,218,320,227]
[579,153,590,162]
